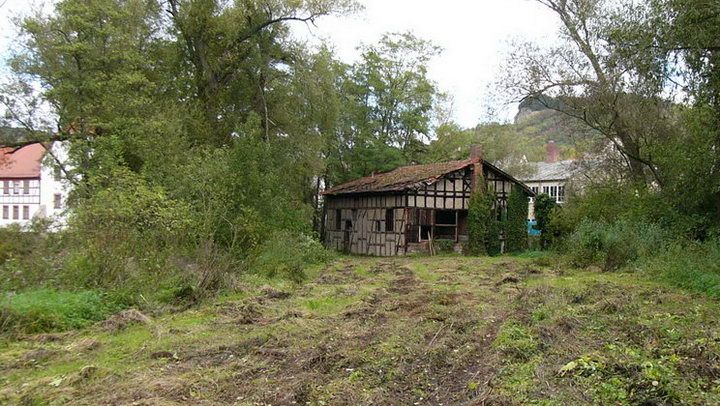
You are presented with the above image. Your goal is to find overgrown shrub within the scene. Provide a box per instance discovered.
[505,186,529,253]
[638,238,720,298]
[434,239,455,254]
[249,231,333,282]
[64,168,193,302]
[534,193,556,249]
[0,220,66,291]
[467,190,501,256]
[0,289,117,334]
[567,218,669,271]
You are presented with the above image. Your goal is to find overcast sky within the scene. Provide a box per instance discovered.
[0,0,560,127]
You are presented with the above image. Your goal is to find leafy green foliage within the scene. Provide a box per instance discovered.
[0,289,116,334]
[505,186,529,253]
[567,219,669,271]
[467,190,500,256]
[325,32,443,184]
[249,230,334,283]
[638,238,720,298]
[533,194,556,249]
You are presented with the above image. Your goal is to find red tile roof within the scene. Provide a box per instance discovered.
[0,143,48,178]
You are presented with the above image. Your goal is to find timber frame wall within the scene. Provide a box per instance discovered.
[324,165,517,256]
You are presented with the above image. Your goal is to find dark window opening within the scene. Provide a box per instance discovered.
[345,220,353,230]
[420,225,432,241]
[385,209,394,232]
[335,209,341,230]
[375,220,381,231]
[435,210,456,225]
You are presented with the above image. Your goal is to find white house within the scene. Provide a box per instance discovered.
[521,142,579,221]
[0,142,72,228]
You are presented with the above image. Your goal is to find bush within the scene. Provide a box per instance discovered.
[249,231,333,282]
[0,221,66,291]
[65,168,193,297]
[567,218,669,271]
[534,194,556,249]
[505,186,529,253]
[467,191,501,256]
[0,289,117,334]
[638,238,720,298]
[434,239,455,254]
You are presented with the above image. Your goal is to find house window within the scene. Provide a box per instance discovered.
[335,209,341,230]
[22,205,29,220]
[548,186,558,200]
[531,186,538,194]
[558,186,565,203]
[13,181,19,195]
[2,206,7,219]
[2,181,7,195]
[54,194,62,209]
[23,180,29,195]
[385,209,394,232]
[12,205,18,219]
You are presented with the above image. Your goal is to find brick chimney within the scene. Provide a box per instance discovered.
[469,145,484,193]
[545,140,560,163]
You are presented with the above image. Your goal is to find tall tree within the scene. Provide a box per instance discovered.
[326,32,443,185]
[504,0,675,187]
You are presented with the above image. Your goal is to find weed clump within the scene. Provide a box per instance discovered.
[493,321,538,361]
[0,289,117,334]
[250,231,334,282]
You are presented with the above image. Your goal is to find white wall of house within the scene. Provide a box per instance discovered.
[525,180,566,220]
[0,142,71,228]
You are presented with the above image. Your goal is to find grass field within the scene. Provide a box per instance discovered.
[2,254,720,405]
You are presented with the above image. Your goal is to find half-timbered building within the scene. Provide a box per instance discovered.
[323,148,534,256]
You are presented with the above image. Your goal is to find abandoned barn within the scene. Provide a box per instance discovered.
[323,148,534,256]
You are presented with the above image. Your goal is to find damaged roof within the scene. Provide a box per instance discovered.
[324,158,534,196]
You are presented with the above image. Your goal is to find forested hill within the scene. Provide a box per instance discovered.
[423,98,592,168]
[512,96,593,159]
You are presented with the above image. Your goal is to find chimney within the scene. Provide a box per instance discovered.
[545,140,560,163]
[469,144,484,193]
[470,144,484,162]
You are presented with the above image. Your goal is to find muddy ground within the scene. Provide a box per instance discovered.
[2,255,720,405]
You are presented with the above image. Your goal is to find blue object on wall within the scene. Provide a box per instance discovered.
[527,219,541,236]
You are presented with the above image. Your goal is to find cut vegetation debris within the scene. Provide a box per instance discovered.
[2,255,720,405]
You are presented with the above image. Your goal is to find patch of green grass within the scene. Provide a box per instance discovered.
[493,321,539,361]
[302,295,357,315]
[1,289,118,334]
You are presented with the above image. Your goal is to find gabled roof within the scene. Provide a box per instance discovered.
[0,143,48,178]
[324,158,534,196]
